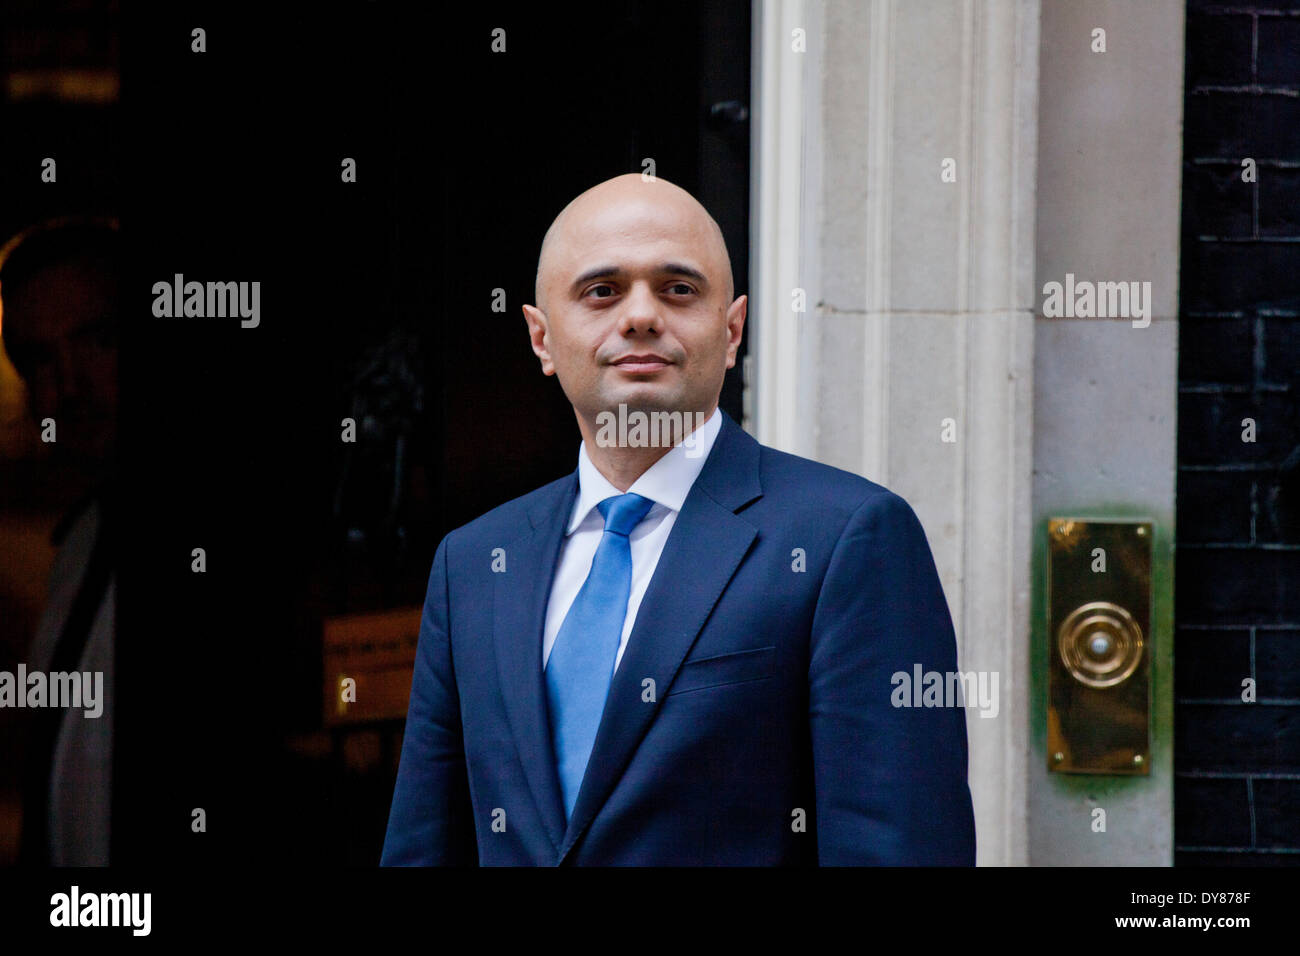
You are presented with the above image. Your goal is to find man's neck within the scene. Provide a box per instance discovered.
[576,404,716,492]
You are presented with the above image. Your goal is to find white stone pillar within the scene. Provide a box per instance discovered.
[752,0,1042,865]
[1029,0,1183,866]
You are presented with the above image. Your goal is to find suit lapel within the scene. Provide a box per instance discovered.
[493,471,577,858]
[557,410,764,862]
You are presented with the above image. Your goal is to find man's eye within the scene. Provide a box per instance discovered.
[668,283,695,295]
[585,285,615,298]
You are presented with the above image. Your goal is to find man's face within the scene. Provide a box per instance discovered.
[524,179,746,426]
[0,258,119,465]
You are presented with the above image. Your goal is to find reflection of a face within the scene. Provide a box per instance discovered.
[1,258,119,465]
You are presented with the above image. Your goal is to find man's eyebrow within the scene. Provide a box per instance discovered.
[570,262,711,292]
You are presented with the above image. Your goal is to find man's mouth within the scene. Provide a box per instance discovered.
[611,354,672,373]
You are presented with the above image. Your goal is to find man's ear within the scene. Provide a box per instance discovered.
[723,294,747,369]
[522,304,556,376]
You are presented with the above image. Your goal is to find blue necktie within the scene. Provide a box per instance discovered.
[546,492,655,821]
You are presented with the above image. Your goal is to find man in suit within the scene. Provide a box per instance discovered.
[381,174,976,865]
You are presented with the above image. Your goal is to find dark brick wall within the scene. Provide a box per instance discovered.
[1176,1,1300,866]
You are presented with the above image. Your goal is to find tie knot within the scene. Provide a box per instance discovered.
[597,492,655,537]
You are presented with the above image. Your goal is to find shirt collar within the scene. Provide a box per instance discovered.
[567,406,723,534]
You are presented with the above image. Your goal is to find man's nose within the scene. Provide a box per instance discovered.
[619,281,663,335]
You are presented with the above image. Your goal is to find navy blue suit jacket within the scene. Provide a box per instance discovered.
[381,409,976,865]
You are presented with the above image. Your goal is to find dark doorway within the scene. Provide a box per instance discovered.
[118,1,751,865]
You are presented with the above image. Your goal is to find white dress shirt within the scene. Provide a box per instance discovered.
[542,406,723,674]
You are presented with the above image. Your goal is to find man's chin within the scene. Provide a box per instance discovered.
[597,386,691,415]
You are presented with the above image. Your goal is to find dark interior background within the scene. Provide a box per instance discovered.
[112,1,751,865]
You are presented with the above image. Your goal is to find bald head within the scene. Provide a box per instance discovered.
[533,173,733,315]
[521,173,747,473]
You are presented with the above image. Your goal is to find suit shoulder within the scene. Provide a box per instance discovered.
[756,441,905,513]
